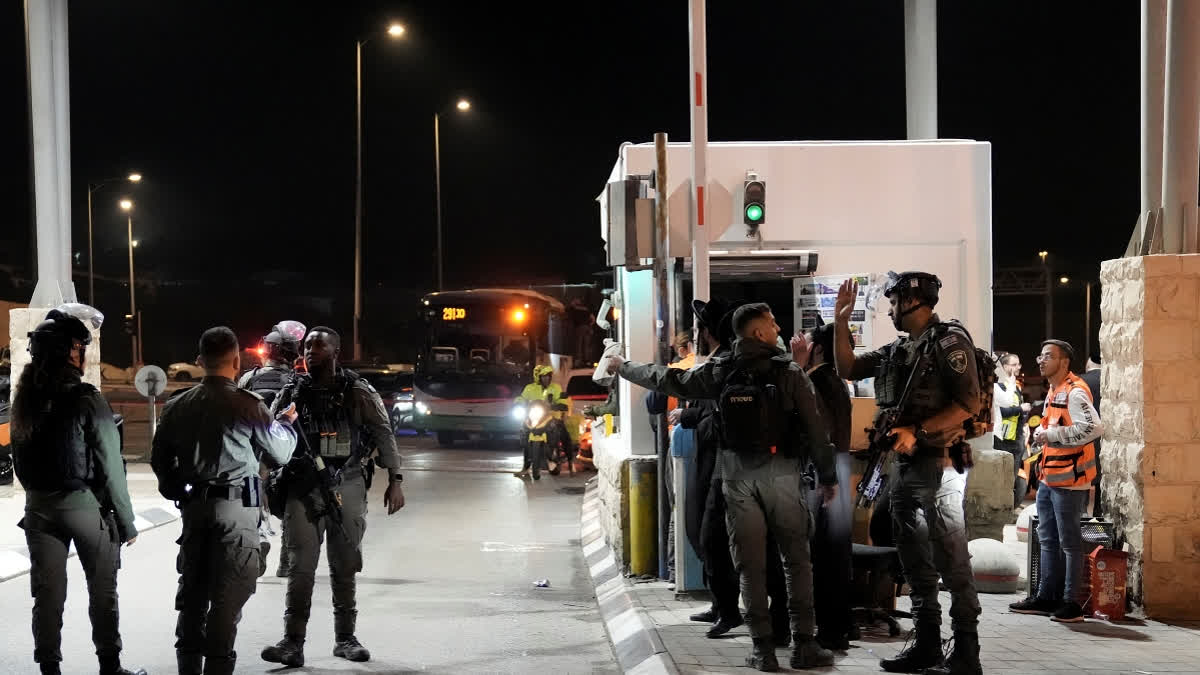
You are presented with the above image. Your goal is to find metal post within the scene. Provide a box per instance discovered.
[136,310,143,366]
[688,0,710,311]
[148,393,157,437]
[86,186,94,305]
[1085,282,1093,363]
[903,0,938,139]
[1044,258,1053,340]
[1161,0,1200,253]
[653,133,670,579]
[353,39,364,361]
[1143,0,1168,216]
[127,214,137,367]
[434,113,444,291]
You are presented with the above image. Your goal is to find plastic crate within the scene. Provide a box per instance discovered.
[1028,515,1115,607]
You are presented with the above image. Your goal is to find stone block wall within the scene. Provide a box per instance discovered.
[592,425,632,566]
[8,308,102,403]
[964,448,1014,541]
[1100,254,1200,618]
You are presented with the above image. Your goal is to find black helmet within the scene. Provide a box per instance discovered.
[28,309,91,362]
[883,270,941,307]
[264,320,305,363]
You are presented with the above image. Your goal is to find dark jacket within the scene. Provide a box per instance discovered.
[618,338,837,485]
[806,362,852,452]
[677,348,730,555]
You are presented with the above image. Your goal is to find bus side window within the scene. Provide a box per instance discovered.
[433,347,459,368]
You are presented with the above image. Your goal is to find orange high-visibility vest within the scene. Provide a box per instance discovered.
[1039,373,1098,489]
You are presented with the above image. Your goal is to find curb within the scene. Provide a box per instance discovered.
[0,504,180,583]
[581,478,679,675]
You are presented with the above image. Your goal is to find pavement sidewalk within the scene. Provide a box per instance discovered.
[581,480,1200,675]
[0,463,179,582]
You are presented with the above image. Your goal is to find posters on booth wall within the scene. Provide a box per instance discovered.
[795,274,872,352]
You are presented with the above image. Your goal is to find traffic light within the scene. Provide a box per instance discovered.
[743,176,765,227]
[123,314,135,336]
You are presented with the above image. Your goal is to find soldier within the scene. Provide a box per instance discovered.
[609,303,838,672]
[152,326,298,675]
[11,309,147,675]
[832,272,983,675]
[261,326,405,667]
[238,319,306,577]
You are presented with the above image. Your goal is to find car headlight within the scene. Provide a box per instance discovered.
[511,405,527,421]
[415,402,429,415]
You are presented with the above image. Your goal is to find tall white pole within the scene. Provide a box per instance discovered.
[1160,0,1200,253]
[1142,0,1167,217]
[688,0,709,308]
[127,214,138,367]
[24,0,76,307]
[435,113,444,291]
[353,39,364,361]
[904,0,938,140]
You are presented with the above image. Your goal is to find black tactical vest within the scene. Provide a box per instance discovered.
[294,371,356,459]
[873,329,952,428]
[13,384,95,492]
[245,365,290,409]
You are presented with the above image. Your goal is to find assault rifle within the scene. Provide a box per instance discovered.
[853,342,928,508]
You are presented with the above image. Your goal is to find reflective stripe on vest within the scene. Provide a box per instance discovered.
[1039,373,1098,488]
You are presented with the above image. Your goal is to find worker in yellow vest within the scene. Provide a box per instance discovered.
[1010,339,1103,623]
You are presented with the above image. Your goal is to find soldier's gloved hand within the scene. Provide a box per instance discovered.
[277,403,298,425]
[890,426,917,455]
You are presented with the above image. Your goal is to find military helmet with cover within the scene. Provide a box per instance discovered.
[28,309,92,362]
[883,270,942,307]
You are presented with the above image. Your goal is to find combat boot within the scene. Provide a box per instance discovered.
[99,655,147,675]
[176,652,203,675]
[880,622,943,673]
[924,633,981,675]
[261,636,305,667]
[745,637,780,672]
[38,664,60,675]
[790,635,835,669]
[334,634,371,662]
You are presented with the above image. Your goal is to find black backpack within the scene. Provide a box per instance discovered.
[717,358,791,456]
[13,383,95,492]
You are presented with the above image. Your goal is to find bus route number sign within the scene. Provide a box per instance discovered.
[442,307,467,321]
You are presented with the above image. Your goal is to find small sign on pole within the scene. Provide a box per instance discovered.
[134,365,167,437]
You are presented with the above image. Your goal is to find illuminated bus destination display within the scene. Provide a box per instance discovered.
[442,307,467,321]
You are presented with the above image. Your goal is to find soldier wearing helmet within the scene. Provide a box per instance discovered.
[831,272,984,675]
[11,308,147,675]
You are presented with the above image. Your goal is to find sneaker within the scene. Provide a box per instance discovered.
[261,637,305,667]
[333,634,371,662]
[1051,601,1086,623]
[1009,596,1057,616]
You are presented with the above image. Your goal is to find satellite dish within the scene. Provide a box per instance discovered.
[135,365,168,399]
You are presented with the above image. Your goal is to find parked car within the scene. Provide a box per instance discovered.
[100,362,134,384]
[167,361,205,382]
[343,362,415,434]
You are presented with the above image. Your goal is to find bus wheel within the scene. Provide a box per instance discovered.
[437,431,456,447]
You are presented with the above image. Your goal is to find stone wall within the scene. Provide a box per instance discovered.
[592,424,632,567]
[1100,254,1200,618]
[8,308,102,403]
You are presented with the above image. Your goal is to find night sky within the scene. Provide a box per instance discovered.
[1,2,1139,368]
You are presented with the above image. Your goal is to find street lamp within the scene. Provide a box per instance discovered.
[352,22,406,363]
[434,98,472,291]
[1060,276,1070,284]
[119,198,139,366]
[87,173,142,305]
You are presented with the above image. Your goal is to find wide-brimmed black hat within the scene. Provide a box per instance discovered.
[692,297,732,332]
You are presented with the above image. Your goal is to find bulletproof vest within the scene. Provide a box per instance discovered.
[874,332,951,427]
[294,373,356,459]
[713,356,793,457]
[13,384,95,492]
[245,365,290,408]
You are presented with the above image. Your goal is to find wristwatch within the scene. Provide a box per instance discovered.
[389,473,403,484]
[915,424,932,444]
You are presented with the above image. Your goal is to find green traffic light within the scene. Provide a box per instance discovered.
[745,204,763,222]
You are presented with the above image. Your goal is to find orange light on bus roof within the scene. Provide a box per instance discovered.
[512,309,526,323]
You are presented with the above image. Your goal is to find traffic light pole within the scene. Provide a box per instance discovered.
[688,0,710,309]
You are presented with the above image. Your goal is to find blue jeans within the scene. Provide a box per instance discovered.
[1035,485,1091,605]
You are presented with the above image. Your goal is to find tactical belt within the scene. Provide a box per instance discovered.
[183,476,261,507]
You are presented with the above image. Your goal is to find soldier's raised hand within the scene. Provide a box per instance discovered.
[835,279,858,323]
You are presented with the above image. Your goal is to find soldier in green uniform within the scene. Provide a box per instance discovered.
[260,326,405,667]
[152,326,298,675]
[11,309,147,675]
[832,272,983,675]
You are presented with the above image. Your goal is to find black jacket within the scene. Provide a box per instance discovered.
[806,362,852,452]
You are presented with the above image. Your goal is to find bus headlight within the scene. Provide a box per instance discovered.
[415,402,429,415]
[511,405,527,421]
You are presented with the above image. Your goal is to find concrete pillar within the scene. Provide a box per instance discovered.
[24,0,77,306]
[903,0,937,140]
[1142,0,1167,215]
[1159,0,1200,253]
[1099,254,1200,619]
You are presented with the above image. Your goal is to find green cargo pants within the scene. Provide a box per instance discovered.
[283,468,368,638]
[723,471,816,640]
[22,508,123,669]
[174,496,261,675]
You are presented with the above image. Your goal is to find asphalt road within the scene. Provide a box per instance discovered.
[0,436,617,674]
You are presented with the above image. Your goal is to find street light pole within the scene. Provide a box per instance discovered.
[353,38,364,362]
[87,186,95,305]
[125,211,137,367]
[434,112,443,291]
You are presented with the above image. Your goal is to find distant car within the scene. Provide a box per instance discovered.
[100,362,134,384]
[167,362,205,382]
[343,362,415,434]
